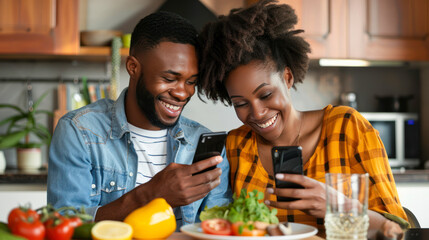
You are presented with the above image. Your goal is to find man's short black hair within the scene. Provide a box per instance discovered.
[130,11,198,55]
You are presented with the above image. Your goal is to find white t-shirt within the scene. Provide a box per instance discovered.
[128,123,168,186]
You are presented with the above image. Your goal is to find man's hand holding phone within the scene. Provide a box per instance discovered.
[192,132,227,175]
[144,132,227,208]
[146,155,223,208]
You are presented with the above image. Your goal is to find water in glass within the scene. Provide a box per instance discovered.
[325,212,369,240]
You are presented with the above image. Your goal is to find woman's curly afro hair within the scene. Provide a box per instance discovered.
[197,0,311,105]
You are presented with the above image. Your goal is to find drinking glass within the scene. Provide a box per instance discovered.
[325,173,369,240]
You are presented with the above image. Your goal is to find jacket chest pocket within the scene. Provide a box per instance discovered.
[90,169,128,197]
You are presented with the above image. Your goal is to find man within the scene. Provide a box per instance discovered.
[47,11,231,227]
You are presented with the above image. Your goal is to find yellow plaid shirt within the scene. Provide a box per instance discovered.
[226,105,407,230]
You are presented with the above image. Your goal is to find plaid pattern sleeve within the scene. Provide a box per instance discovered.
[226,105,408,231]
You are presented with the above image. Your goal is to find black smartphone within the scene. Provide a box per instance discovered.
[272,146,304,202]
[192,131,227,175]
[404,228,429,240]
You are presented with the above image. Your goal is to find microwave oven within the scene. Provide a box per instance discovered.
[360,112,420,168]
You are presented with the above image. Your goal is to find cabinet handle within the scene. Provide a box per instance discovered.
[50,0,57,29]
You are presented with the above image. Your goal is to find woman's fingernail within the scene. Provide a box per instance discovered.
[276,173,284,179]
[215,156,222,163]
[267,188,274,194]
[265,200,270,205]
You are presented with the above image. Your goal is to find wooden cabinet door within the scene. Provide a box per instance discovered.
[247,0,348,59]
[349,0,429,60]
[0,0,79,54]
[280,0,348,59]
[0,0,54,34]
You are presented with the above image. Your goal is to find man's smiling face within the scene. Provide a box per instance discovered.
[133,41,198,129]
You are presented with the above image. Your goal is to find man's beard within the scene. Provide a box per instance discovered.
[135,73,183,129]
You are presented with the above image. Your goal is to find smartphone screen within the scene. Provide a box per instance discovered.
[192,131,227,175]
[272,146,304,202]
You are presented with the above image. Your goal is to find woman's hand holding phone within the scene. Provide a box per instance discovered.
[266,174,327,219]
[271,146,304,202]
[269,146,327,219]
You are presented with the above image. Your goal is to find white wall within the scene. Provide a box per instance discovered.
[182,95,242,132]
[396,183,429,228]
[0,185,47,222]
[80,0,165,33]
[80,0,245,33]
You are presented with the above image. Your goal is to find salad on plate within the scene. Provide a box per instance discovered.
[199,189,292,236]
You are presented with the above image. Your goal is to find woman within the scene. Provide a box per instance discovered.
[198,0,407,237]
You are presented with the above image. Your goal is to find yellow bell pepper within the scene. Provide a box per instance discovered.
[124,198,176,239]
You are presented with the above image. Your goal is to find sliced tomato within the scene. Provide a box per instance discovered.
[231,222,266,236]
[201,219,232,236]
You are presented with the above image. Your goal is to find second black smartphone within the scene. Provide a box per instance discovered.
[272,146,304,202]
[192,131,227,175]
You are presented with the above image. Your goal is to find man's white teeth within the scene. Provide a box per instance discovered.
[161,101,180,111]
[257,114,278,129]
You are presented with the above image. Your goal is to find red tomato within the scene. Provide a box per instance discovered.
[45,217,74,240]
[231,222,266,236]
[8,207,39,229]
[67,216,83,228]
[11,219,45,240]
[201,219,232,236]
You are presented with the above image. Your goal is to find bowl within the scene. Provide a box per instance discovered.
[80,30,123,46]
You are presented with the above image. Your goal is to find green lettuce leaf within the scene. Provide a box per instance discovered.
[200,189,279,225]
[199,205,230,221]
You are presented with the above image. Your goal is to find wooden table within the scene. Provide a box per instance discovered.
[166,232,324,239]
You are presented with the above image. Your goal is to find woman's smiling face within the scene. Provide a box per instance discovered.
[225,60,294,143]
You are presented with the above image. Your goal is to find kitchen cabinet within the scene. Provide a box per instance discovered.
[0,0,79,54]
[245,0,346,59]
[349,0,429,61]
[276,0,347,59]
[0,0,53,34]
[249,0,429,60]
[0,47,130,61]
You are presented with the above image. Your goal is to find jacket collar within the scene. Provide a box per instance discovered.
[110,87,192,144]
[110,88,129,139]
[168,119,191,144]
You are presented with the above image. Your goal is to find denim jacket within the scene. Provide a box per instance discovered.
[47,88,232,227]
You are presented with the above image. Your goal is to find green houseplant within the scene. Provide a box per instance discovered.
[0,91,52,170]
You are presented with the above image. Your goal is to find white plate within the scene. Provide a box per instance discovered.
[180,222,318,240]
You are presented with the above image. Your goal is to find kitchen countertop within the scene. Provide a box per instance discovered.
[391,169,429,183]
[0,168,47,184]
[1,168,429,184]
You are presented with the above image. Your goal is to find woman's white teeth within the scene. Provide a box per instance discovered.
[257,114,278,128]
[161,101,180,111]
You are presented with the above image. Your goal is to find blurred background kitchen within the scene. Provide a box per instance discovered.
[0,0,428,226]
